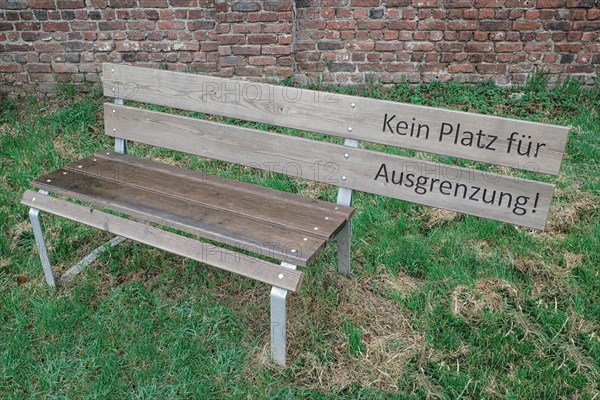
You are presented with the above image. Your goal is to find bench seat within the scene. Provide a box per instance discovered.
[31,151,354,267]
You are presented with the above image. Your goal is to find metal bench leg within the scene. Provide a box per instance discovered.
[29,204,56,288]
[337,219,352,276]
[270,261,297,367]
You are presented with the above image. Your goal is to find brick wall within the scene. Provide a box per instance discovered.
[0,0,598,97]
[294,0,599,86]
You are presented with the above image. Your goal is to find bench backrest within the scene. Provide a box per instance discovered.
[102,63,570,230]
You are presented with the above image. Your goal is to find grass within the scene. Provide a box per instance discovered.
[0,74,599,399]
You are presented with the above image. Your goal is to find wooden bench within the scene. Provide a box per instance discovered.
[22,63,570,367]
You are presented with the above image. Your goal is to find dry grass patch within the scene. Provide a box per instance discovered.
[244,270,426,392]
[298,179,332,199]
[52,137,72,160]
[425,208,460,228]
[542,189,597,235]
[451,278,519,321]
[469,240,493,260]
[514,253,581,299]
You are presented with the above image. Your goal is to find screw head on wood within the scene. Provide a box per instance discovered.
[350,103,356,108]
[342,176,347,181]
[344,153,349,158]
[347,127,353,132]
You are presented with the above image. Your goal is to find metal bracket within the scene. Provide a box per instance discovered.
[270,261,297,367]
[29,190,55,287]
[336,138,358,276]
[113,97,128,154]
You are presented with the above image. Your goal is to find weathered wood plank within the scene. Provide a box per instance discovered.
[64,154,350,238]
[103,63,569,175]
[33,169,327,266]
[105,103,556,230]
[21,190,303,292]
[93,151,354,220]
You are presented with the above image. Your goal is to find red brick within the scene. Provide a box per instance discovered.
[173,42,199,51]
[347,41,375,51]
[448,63,475,73]
[231,45,261,55]
[384,30,398,40]
[326,20,356,30]
[447,20,478,30]
[375,42,403,51]
[15,22,40,30]
[566,65,594,74]
[139,0,167,6]
[52,63,79,73]
[474,31,488,41]
[513,21,541,30]
[474,0,503,6]
[465,42,493,52]
[407,42,434,51]
[0,64,22,73]
[412,0,441,6]
[248,34,277,44]
[217,35,246,45]
[476,64,506,73]
[249,56,276,65]
[26,63,52,73]
[479,9,494,18]
[480,20,511,31]
[353,9,368,19]
[495,42,523,52]
[462,9,477,19]
[156,20,185,30]
[388,20,417,30]
[42,21,70,31]
[57,0,84,7]
[261,45,291,55]
[589,9,600,20]
[523,9,539,19]
[27,0,55,8]
[524,43,552,52]
[537,0,564,6]
[418,20,446,30]
[555,43,583,52]
[350,0,380,5]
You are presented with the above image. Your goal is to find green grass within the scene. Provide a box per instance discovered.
[1,75,599,399]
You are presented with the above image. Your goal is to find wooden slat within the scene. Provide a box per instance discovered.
[64,154,350,238]
[93,151,354,220]
[103,63,569,175]
[105,103,556,230]
[21,190,303,292]
[32,169,326,266]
